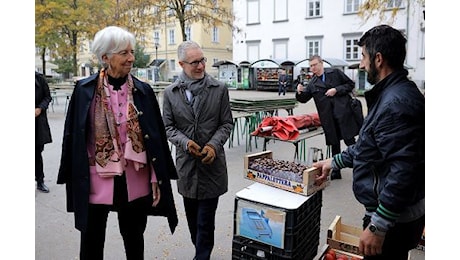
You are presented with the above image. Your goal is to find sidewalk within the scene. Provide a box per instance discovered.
[35,89,424,259]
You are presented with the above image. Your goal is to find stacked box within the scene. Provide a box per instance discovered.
[244,150,329,196]
[232,184,322,259]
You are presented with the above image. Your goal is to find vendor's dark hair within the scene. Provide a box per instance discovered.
[358,24,406,70]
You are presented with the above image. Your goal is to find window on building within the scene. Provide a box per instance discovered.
[274,0,288,22]
[185,26,191,41]
[246,41,260,61]
[247,0,260,24]
[387,0,403,8]
[273,39,288,60]
[170,59,176,71]
[306,38,321,58]
[345,0,360,13]
[169,29,175,44]
[154,31,160,43]
[185,0,192,11]
[307,0,321,18]
[212,27,219,43]
[213,58,219,65]
[211,0,218,13]
[344,37,360,60]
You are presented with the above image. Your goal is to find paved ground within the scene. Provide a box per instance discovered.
[35,89,424,259]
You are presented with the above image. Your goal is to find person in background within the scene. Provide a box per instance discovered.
[278,69,288,96]
[295,55,360,180]
[313,25,425,259]
[35,71,52,193]
[57,26,178,260]
[162,40,233,260]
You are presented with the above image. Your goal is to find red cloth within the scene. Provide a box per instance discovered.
[287,113,321,129]
[251,113,321,140]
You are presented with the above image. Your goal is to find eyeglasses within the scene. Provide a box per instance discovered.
[182,57,207,67]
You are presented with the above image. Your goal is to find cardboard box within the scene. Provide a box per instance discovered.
[326,215,364,257]
[244,150,328,196]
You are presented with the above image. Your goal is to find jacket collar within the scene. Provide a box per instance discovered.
[365,69,409,107]
[78,71,148,95]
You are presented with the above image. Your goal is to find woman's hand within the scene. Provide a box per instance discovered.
[151,182,161,207]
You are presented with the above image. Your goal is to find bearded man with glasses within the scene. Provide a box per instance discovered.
[162,41,233,260]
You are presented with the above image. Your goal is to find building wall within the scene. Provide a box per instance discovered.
[232,0,425,88]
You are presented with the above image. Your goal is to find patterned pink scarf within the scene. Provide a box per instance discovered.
[94,68,146,176]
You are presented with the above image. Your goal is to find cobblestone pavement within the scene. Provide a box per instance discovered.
[35,88,424,259]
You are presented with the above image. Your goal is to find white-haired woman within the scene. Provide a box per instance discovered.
[57,26,178,259]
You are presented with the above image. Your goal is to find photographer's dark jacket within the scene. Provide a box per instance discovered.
[295,68,360,145]
[35,72,52,146]
[333,70,425,230]
[57,73,178,233]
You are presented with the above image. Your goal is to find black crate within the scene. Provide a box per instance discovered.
[233,190,322,259]
[232,225,320,260]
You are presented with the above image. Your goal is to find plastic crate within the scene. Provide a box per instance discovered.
[233,184,322,258]
[232,226,320,259]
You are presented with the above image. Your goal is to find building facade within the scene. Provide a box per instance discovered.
[231,0,425,89]
[75,1,234,83]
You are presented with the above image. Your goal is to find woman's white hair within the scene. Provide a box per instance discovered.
[91,26,136,67]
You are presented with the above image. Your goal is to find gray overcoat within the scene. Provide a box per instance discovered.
[162,75,233,199]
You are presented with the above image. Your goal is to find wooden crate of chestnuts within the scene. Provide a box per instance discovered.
[244,150,328,196]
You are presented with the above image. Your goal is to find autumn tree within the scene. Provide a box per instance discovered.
[35,0,113,76]
[359,0,425,24]
[155,0,235,42]
[36,0,236,76]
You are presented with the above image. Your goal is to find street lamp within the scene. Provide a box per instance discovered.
[153,35,160,82]
[154,35,159,61]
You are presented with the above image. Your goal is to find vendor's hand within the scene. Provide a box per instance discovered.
[312,158,333,184]
[296,84,304,93]
[325,88,337,97]
[187,140,202,158]
[151,182,161,207]
[359,227,385,256]
[201,144,216,164]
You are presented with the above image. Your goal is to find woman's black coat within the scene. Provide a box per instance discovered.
[57,73,179,233]
[295,68,360,145]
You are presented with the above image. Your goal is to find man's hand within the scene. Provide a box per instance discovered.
[201,144,216,164]
[35,108,42,117]
[296,83,304,94]
[359,227,385,256]
[187,140,202,158]
[312,158,333,185]
[325,88,337,97]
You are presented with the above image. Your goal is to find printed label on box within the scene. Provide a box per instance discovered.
[236,199,286,248]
